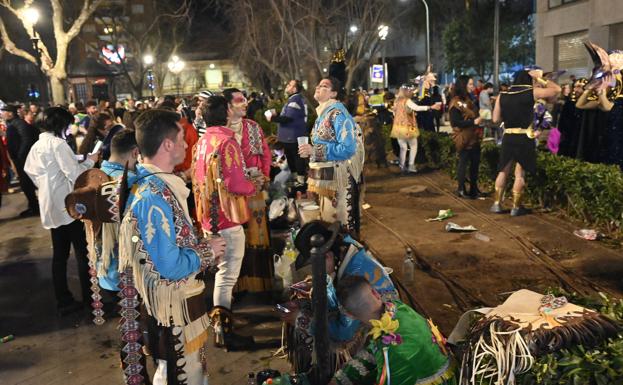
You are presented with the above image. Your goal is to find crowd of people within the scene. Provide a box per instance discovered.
[0,43,621,385]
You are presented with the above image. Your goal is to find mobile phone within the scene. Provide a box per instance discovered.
[90,140,103,155]
[75,154,85,161]
[275,304,291,313]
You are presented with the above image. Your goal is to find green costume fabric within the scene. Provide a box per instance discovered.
[335,300,456,385]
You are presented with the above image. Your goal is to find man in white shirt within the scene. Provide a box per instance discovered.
[25,107,99,315]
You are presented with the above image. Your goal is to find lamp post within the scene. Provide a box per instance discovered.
[420,0,430,67]
[167,55,185,96]
[143,54,155,99]
[23,6,47,102]
[378,25,389,88]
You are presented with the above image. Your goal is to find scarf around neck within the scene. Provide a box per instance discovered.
[141,163,192,225]
[316,99,338,117]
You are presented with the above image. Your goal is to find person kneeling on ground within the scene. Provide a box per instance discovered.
[280,221,399,374]
[330,275,456,385]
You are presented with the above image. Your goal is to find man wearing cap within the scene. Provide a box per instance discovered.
[193,90,212,137]
[119,109,226,385]
[267,80,309,188]
[2,103,40,216]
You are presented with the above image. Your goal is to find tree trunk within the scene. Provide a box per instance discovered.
[50,74,66,105]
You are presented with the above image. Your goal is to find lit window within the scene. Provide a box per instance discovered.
[555,30,590,78]
[131,4,144,14]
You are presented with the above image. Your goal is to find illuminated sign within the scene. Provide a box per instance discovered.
[371,64,384,83]
[101,44,125,65]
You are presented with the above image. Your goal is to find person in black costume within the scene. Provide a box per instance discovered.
[490,69,561,216]
[557,79,586,158]
[574,85,611,163]
[2,104,39,217]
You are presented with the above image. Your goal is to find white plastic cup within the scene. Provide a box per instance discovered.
[297,136,309,146]
[297,136,310,158]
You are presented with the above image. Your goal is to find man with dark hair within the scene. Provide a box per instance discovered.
[192,95,258,350]
[267,79,309,187]
[119,109,226,384]
[331,276,456,385]
[92,129,140,313]
[2,103,39,216]
[246,91,264,121]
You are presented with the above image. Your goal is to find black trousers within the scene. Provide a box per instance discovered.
[457,146,480,192]
[281,141,308,176]
[15,161,38,210]
[50,220,91,307]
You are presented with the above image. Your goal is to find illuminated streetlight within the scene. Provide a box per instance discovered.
[323,68,327,73]
[209,63,215,69]
[378,25,389,40]
[167,55,185,96]
[23,6,40,26]
[143,54,154,66]
[349,25,358,33]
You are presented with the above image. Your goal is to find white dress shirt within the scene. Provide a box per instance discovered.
[24,132,94,229]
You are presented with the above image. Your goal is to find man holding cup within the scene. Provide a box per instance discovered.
[266,79,309,188]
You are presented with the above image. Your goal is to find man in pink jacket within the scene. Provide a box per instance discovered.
[223,88,274,294]
[192,95,258,351]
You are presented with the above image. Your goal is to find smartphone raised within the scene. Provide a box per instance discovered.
[275,304,291,313]
[90,140,104,155]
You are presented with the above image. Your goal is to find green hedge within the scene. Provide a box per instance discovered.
[416,131,623,235]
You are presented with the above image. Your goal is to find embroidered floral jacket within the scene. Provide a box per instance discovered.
[241,119,271,177]
[125,165,214,281]
[311,101,357,163]
[193,125,256,231]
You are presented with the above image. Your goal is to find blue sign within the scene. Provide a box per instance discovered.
[371,65,384,83]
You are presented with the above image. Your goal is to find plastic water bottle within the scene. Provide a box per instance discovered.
[402,248,415,285]
[247,372,257,385]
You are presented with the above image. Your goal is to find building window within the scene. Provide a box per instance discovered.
[610,23,623,51]
[83,23,96,33]
[555,30,590,79]
[131,4,144,14]
[548,0,579,9]
[75,83,88,103]
[134,22,145,32]
[222,71,230,86]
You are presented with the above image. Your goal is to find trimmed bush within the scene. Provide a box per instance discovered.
[415,132,623,235]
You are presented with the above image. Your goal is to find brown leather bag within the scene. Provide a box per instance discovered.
[449,97,479,151]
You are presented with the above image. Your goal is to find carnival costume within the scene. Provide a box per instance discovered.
[231,118,274,293]
[307,100,364,235]
[491,83,536,214]
[450,289,620,385]
[192,125,257,350]
[285,222,399,375]
[334,301,456,385]
[584,42,623,169]
[391,90,434,173]
[557,79,585,158]
[118,164,217,385]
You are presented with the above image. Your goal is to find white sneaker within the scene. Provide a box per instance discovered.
[407,165,418,173]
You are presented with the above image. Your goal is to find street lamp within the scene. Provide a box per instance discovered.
[23,6,47,102]
[349,25,358,33]
[167,55,185,96]
[143,54,155,98]
[378,25,389,88]
[420,0,430,67]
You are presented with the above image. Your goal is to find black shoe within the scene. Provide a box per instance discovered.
[19,208,39,217]
[469,188,482,199]
[457,189,475,199]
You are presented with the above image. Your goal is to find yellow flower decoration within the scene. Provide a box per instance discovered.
[369,311,399,340]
